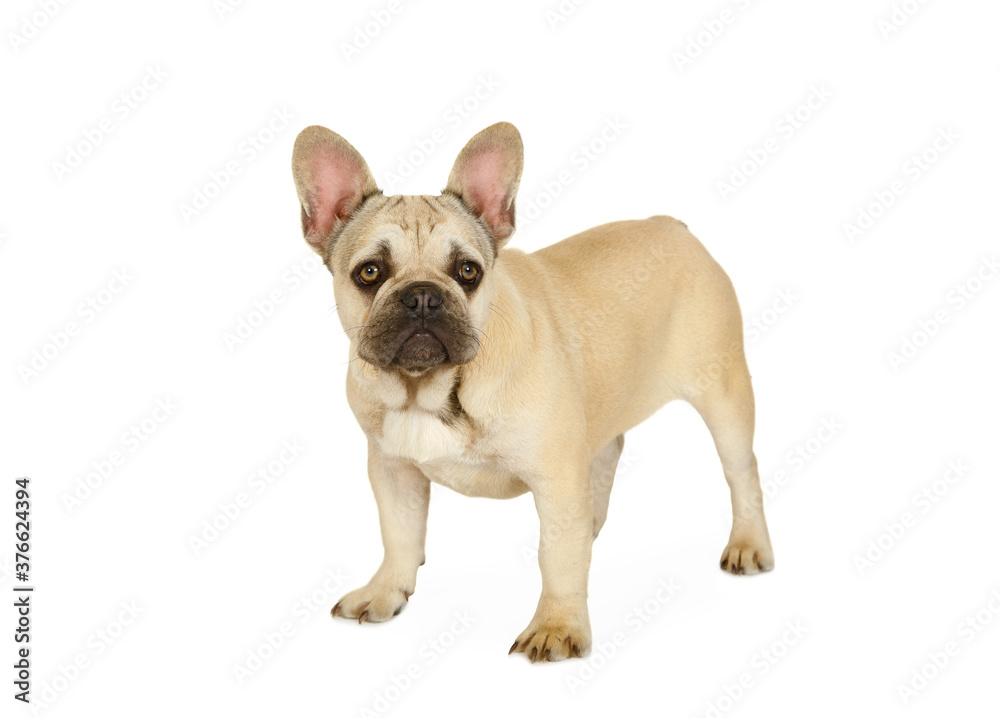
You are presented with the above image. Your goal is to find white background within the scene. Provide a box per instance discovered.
[2,0,999,716]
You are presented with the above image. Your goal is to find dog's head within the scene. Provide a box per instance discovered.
[291,123,523,375]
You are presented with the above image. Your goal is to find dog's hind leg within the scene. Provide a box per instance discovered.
[688,358,774,575]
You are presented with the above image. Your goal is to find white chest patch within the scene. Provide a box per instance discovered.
[378,408,467,464]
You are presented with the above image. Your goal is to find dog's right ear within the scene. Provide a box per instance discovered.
[291,126,379,256]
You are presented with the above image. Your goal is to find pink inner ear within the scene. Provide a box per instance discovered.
[462,146,512,234]
[306,150,365,242]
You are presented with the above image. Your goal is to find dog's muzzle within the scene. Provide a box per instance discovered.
[395,284,449,370]
[357,282,478,373]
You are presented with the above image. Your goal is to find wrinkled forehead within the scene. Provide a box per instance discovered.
[333,193,494,274]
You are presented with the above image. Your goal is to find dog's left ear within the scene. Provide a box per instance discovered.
[445,122,523,247]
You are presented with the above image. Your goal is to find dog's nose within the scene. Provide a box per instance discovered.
[400,284,444,318]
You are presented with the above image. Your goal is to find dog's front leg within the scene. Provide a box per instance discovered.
[510,467,594,661]
[332,445,429,622]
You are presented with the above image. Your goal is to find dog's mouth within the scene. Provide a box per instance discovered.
[394,329,449,371]
[356,293,480,373]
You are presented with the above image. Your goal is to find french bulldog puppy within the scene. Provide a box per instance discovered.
[291,122,774,662]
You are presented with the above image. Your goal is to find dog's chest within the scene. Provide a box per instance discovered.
[377,408,526,498]
[379,408,467,464]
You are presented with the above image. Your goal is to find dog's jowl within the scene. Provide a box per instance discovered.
[290,122,774,662]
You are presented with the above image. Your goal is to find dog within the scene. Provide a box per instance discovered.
[290,121,774,662]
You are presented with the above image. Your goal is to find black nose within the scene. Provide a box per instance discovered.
[400,284,444,319]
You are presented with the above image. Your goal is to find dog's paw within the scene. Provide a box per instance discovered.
[331,583,412,623]
[509,617,591,662]
[720,538,774,575]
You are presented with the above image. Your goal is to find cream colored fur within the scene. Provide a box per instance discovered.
[291,122,773,663]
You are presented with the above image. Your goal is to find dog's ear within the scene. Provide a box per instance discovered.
[292,126,379,255]
[445,122,523,247]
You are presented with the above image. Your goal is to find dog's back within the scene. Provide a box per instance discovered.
[498,215,746,445]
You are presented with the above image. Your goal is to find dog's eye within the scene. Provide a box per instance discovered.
[458,262,480,284]
[357,263,381,285]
